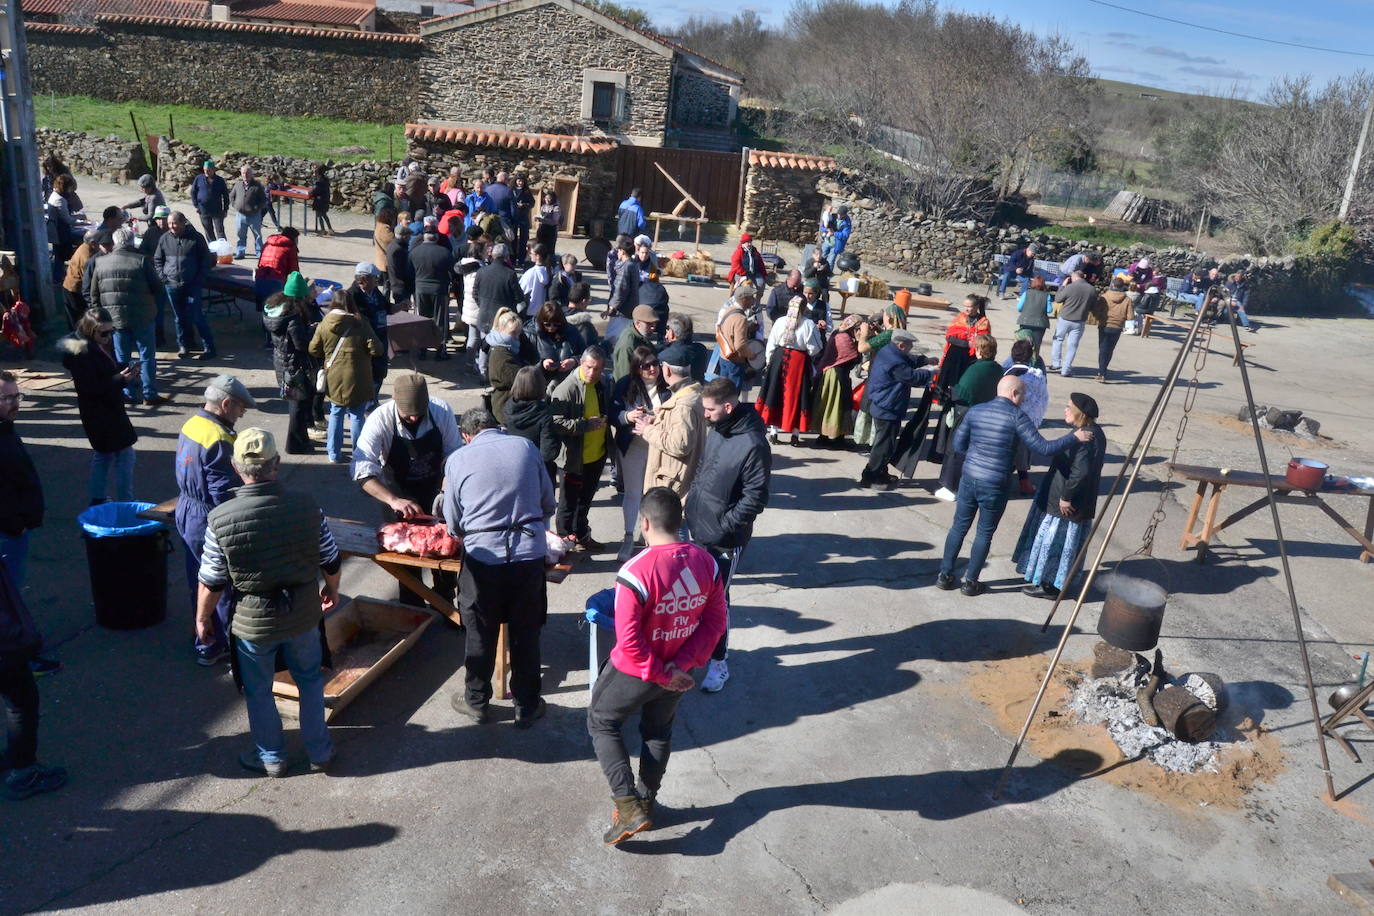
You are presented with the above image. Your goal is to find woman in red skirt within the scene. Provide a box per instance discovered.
[757,296,822,445]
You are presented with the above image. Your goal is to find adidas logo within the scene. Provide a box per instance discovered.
[652,565,707,616]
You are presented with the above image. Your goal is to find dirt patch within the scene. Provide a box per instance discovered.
[967,653,1285,811]
[1206,414,1344,451]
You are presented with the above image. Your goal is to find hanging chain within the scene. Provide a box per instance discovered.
[1136,312,1214,557]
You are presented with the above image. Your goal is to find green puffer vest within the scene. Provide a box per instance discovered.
[206,481,324,643]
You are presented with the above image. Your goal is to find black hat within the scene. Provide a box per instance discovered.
[657,342,692,370]
[1070,392,1099,419]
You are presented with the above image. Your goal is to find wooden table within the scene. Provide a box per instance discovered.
[142,499,571,697]
[1168,463,1374,564]
[385,310,443,366]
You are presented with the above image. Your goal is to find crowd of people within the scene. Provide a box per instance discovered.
[8,155,1168,842]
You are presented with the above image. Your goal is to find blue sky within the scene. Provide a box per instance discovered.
[651,0,1374,97]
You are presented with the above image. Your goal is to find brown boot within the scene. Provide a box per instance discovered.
[602,795,652,845]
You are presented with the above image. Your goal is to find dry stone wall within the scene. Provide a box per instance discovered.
[25,20,421,122]
[418,4,671,141]
[742,166,1339,314]
[671,68,732,128]
[37,128,149,184]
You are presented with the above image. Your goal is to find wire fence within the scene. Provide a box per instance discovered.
[1022,164,1125,211]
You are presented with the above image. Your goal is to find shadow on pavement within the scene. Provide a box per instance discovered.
[618,750,1102,856]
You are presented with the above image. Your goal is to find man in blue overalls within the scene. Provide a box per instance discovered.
[352,373,463,606]
[176,375,254,666]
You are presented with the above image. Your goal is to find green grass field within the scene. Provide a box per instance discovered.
[36,94,405,162]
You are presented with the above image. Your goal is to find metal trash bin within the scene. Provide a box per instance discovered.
[77,501,170,630]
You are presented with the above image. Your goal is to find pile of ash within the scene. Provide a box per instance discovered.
[1066,663,1226,773]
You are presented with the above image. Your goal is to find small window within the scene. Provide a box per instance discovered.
[419,4,433,15]
[591,81,616,120]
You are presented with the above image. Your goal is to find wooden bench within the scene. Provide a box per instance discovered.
[1139,312,1254,365]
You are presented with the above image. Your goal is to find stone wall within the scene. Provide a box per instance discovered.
[671,67,732,128]
[418,4,672,141]
[740,166,1345,314]
[37,128,149,184]
[25,20,422,123]
[154,137,395,212]
[405,135,618,235]
[742,164,825,245]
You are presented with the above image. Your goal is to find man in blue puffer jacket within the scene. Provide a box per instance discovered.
[936,376,1093,596]
[860,330,939,490]
[175,374,254,665]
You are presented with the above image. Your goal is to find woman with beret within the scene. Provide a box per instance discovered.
[1013,392,1108,599]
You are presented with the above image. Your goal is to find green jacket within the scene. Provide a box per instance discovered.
[612,326,650,382]
[954,358,1003,408]
[550,368,611,475]
[308,311,381,408]
[206,481,325,643]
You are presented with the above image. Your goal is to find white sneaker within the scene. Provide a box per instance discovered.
[934,487,957,502]
[701,659,729,693]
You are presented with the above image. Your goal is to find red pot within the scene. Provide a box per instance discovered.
[1286,458,1328,490]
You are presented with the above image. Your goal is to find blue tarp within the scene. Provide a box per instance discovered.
[584,586,615,632]
[78,502,167,538]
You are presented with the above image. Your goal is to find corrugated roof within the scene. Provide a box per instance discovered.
[405,123,619,155]
[423,0,742,83]
[93,12,419,40]
[230,0,372,26]
[22,0,209,17]
[24,19,100,32]
[748,150,836,171]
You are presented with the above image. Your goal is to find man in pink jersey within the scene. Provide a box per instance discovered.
[587,487,727,845]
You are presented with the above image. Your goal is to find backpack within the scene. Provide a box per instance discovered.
[715,307,747,362]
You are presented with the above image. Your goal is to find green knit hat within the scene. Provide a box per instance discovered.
[283,271,310,298]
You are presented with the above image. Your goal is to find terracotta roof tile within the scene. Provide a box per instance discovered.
[93,12,419,40]
[748,150,836,171]
[22,0,208,16]
[229,0,372,26]
[405,123,619,155]
[24,19,99,32]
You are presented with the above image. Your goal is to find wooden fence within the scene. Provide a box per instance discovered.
[614,145,743,224]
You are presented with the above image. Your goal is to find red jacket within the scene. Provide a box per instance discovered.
[255,234,299,283]
[438,208,465,238]
[610,543,727,686]
[727,244,767,286]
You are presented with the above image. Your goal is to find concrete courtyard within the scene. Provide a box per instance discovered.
[3,178,1374,914]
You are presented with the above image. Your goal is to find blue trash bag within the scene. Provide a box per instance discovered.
[584,586,615,632]
[78,502,168,538]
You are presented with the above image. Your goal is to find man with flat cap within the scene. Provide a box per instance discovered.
[936,377,1095,597]
[198,428,342,777]
[176,374,254,666]
[352,373,463,605]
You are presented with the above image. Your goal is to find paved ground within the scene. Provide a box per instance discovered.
[4,180,1374,914]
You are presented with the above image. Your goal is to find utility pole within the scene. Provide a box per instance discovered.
[1339,83,1374,222]
[0,0,56,326]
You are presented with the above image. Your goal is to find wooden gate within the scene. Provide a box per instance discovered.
[614,145,742,225]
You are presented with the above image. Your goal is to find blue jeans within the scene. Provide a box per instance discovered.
[1050,318,1084,376]
[0,531,31,589]
[940,476,1010,583]
[182,530,233,655]
[236,627,333,766]
[998,271,1029,297]
[112,322,158,400]
[235,210,264,258]
[1172,292,1204,316]
[168,286,216,354]
[327,402,367,462]
[89,447,136,503]
[1231,304,1251,329]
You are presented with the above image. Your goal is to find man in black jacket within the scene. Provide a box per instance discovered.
[410,230,456,360]
[0,371,61,679]
[154,211,215,360]
[472,242,526,338]
[684,377,771,693]
[386,224,413,308]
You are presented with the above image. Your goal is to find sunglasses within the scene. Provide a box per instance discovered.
[639,362,659,370]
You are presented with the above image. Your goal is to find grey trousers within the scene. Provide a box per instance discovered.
[587,663,685,799]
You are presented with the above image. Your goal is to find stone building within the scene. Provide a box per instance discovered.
[417,0,743,148]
